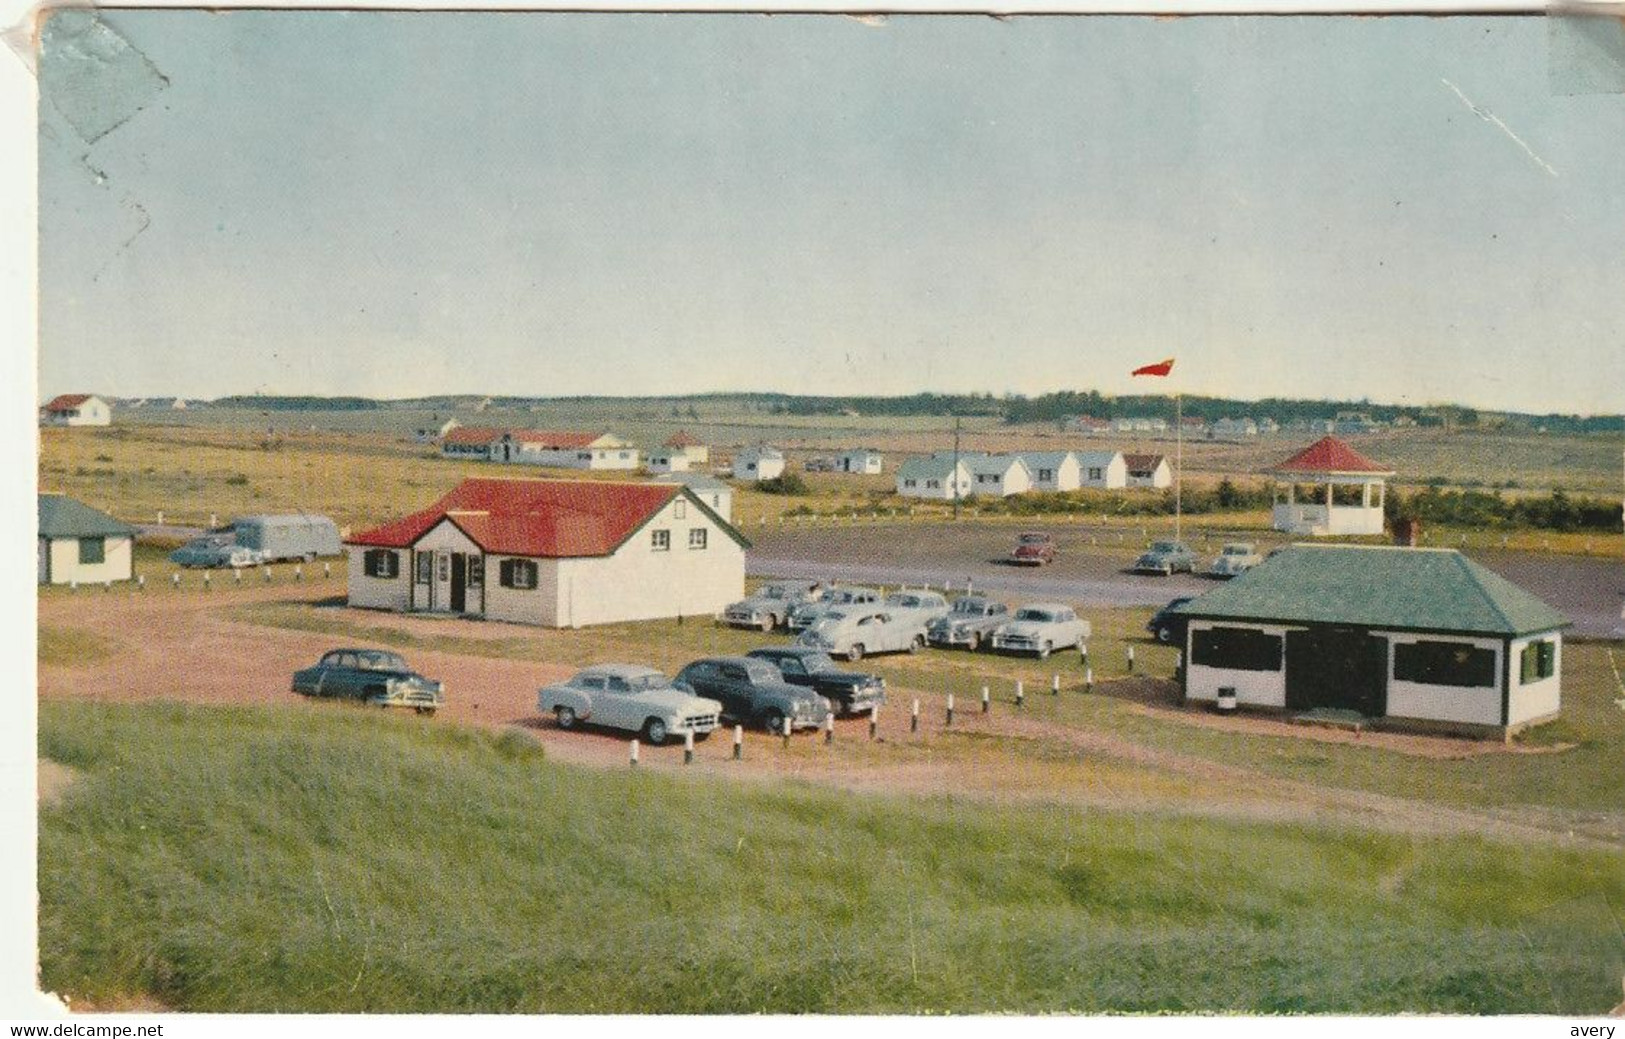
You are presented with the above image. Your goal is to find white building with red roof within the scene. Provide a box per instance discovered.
[345,477,747,627]
[438,427,638,469]
[41,394,111,427]
[1270,436,1394,536]
[1124,453,1172,488]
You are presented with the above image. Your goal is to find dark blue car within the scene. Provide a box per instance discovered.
[1146,598,1194,645]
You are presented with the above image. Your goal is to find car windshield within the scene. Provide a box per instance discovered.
[356,651,406,671]
[1015,609,1054,622]
[624,673,668,692]
[952,600,985,614]
[885,595,919,607]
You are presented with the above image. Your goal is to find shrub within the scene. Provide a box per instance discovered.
[757,473,809,496]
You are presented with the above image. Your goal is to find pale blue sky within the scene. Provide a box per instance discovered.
[36,13,1625,413]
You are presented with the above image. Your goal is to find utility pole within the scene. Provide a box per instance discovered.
[952,415,962,520]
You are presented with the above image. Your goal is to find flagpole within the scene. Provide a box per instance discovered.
[1175,390,1183,542]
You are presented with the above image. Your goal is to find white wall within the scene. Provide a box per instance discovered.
[897,467,970,499]
[1507,633,1562,726]
[1028,457,1080,492]
[41,535,132,585]
[347,545,412,609]
[483,554,558,626]
[735,453,785,481]
[1183,622,1294,707]
[1381,631,1505,727]
[1127,463,1172,488]
[412,521,484,614]
[648,453,690,473]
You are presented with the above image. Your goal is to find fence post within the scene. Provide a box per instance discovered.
[981,684,990,714]
[172,573,180,590]
[235,568,242,586]
[868,706,878,741]
[782,715,792,749]
[263,567,271,583]
[733,724,743,760]
[684,730,695,765]
[824,712,834,745]
[203,572,211,592]
[156,510,164,525]
[103,580,110,593]
[945,694,955,727]
[1015,680,1025,709]
[1175,650,1184,680]
[629,740,639,768]
[1086,667,1094,694]
[69,580,77,593]
[136,575,145,592]
[910,698,919,733]
[1051,673,1060,696]
[294,565,303,582]
[1127,645,1135,673]
[1080,643,1089,667]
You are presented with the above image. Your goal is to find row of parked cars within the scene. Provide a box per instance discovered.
[724,582,1091,660]
[1132,540,1263,577]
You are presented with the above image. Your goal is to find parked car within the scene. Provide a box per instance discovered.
[796,608,927,662]
[989,604,1090,658]
[927,596,1011,650]
[169,533,268,569]
[880,589,952,628]
[1010,531,1056,566]
[746,647,886,716]
[291,648,443,714]
[233,514,343,562]
[803,457,835,473]
[1147,597,1194,644]
[673,656,831,732]
[1133,540,1198,575]
[538,664,722,745]
[1207,542,1263,578]
[787,586,881,632]
[722,581,823,632]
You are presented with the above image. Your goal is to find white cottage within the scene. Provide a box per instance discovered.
[498,430,639,470]
[837,449,884,475]
[38,493,134,585]
[895,455,973,500]
[653,472,733,521]
[1018,452,1081,492]
[1175,545,1567,738]
[41,394,111,427]
[733,446,785,482]
[440,426,507,460]
[966,455,1033,498]
[1124,453,1172,488]
[1074,450,1128,489]
[645,448,692,474]
[662,431,710,466]
[345,477,748,628]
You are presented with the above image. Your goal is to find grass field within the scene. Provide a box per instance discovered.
[38,700,1625,1014]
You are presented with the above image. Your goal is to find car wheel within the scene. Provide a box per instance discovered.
[761,709,787,734]
[555,705,578,730]
[760,615,774,633]
[1156,626,1174,644]
[1038,640,1053,660]
[909,634,924,654]
[847,644,865,663]
[643,717,670,746]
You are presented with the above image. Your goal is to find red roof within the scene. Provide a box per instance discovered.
[347,478,701,558]
[441,426,508,446]
[43,394,93,411]
[663,430,703,448]
[1124,453,1166,471]
[507,430,604,449]
[1272,436,1394,475]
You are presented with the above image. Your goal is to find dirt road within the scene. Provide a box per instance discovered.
[747,522,1625,637]
[36,582,1622,849]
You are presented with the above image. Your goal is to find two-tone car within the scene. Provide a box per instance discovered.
[746,647,886,716]
[787,587,881,633]
[170,533,269,569]
[722,581,822,632]
[989,604,1091,658]
[1206,542,1263,578]
[1133,540,1198,576]
[927,596,1011,651]
[538,664,722,745]
[796,608,927,662]
[291,648,444,714]
[1010,532,1056,566]
[674,656,831,732]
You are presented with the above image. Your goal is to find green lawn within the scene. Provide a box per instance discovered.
[38,700,1625,1014]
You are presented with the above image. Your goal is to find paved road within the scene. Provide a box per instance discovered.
[747,523,1625,638]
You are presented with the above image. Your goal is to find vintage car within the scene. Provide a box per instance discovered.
[1133,540,1199,575]
[722,581,823,632]
[1146,597,1195,644]
[803,457,835,473]
[673,656,831,732]
[1207,542,1263,578]
[787,586,882,632]
[745,647,886,716]
[927,596,1012,650]
[291,648,444,714]
[989,604,1091,658]
[796,608,927,662]
[1010,531,1056,566]
[169,533,268,569]
[880,589,952,628]
[538,664,722,745]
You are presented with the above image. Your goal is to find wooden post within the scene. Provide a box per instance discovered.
[235,568,242,585]
[629,740,640,768]
[981,684,990,714]
[782,715,792,749]
[171,573,180,589]
[103,580,110,593]
[1051,673,1060,696]
[294,565,303,582]
[1080,643,1088,666]
[868,706,878,741]
[263,567,271,583]
[1015,680,1025,709]
[1174,650,1183,679]
[1086,667,1094,694]
[684,730,694,765]
[136,575,145,591]
[203,572,211,591]
[323,562,331,580]
[68,580,77,593]
[824,712,834,745]
[945,694,955,727]
[733,724,743,760]
[910,698,919,733]
[1127,645,1135,673]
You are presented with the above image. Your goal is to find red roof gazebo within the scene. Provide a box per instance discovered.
[1269,436,1393,536]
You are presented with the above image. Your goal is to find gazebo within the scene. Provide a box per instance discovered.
[1269,436,1394,536]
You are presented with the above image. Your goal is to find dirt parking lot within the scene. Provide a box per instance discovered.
[746,521,1625,637]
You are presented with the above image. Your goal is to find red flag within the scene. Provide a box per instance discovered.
[1131,358,1175,377]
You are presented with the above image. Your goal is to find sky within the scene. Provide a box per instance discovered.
[34,12,1625,414]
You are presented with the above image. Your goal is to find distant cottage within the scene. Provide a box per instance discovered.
[346,477,748,627]
[41,394,111,427]
[732,446,785,482]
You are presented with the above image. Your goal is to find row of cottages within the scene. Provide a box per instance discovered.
[895,451,1171,499]
[41,394,112,427]
[645,431,711,474]
[346,477,748,628]
[38,493,134,585]
[732,445,785,482]
[1176,545,1567,738]
[440,427,639,470]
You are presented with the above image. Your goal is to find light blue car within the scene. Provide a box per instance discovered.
[169,534,269,569]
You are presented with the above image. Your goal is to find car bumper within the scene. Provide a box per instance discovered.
[831,688,886,714]
[928,630,979,647]
[672,713,721,735]
[723,613,767,628]
[990,636,1047,654]
[365,687,444,709]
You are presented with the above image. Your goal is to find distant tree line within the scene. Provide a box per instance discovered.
[1386,488,1622,533]
[214,396,383,411]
